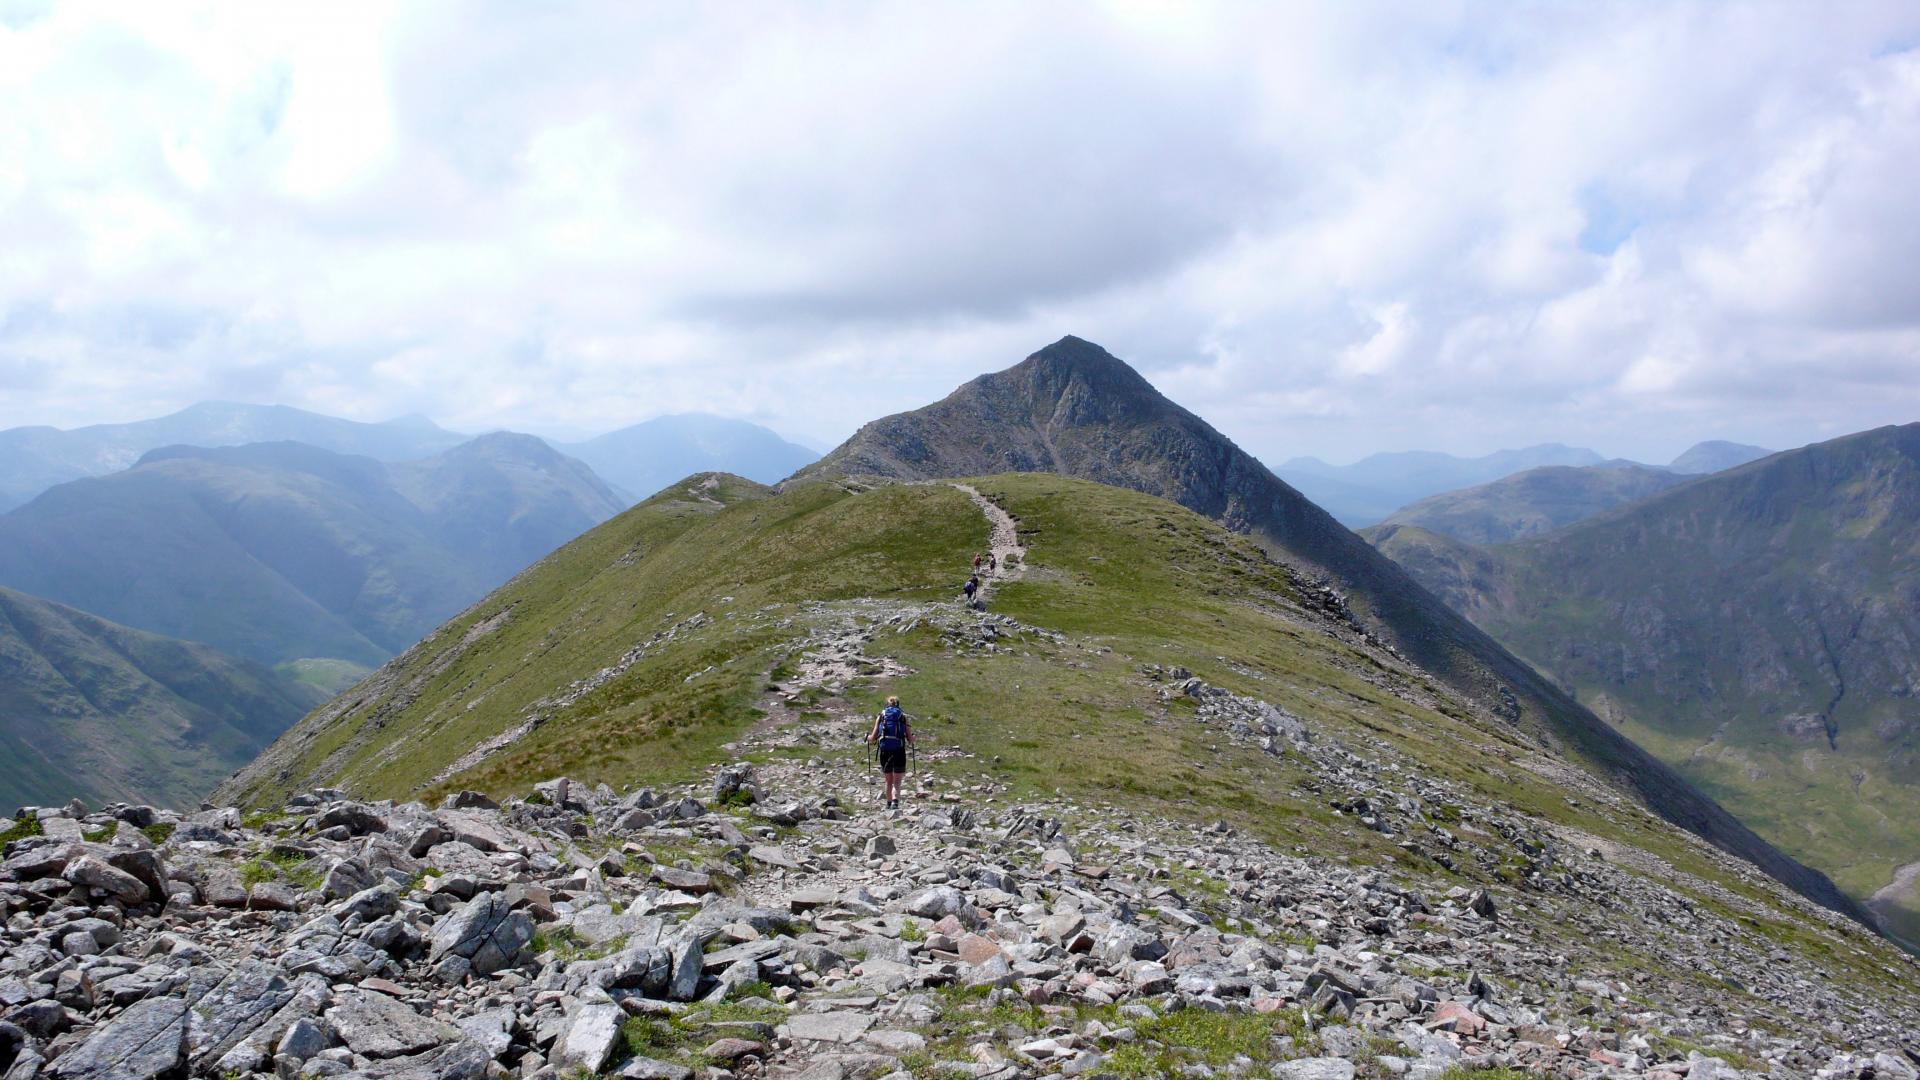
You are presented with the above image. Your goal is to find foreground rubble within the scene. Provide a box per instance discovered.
[4,747,1918,1080]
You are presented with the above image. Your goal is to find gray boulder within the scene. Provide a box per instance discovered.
[324,990,459,1059]
[60,855,148,905]
[428,892,533,980]
[555,996,625,1073]
[47,996,187,1080]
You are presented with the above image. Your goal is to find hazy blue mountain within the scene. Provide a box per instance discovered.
[1671,439,1774,474]
[0,434,623,665]
[560,413,818,501]
[1276,444,1615,526]
[1375,463,1696,544]
[0,585,324,814]
[0,401,468,510]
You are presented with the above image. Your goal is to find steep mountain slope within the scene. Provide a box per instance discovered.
[0,401,466,510]
[1672,439,1774,474]
[0,586,323,814]
[1375,463,1693,543]
[1366,424,1920,946]
[1277,443,1613,525]
[789,335,1865,921]
[223,469,1912,1034]
[560,413,818,502]
[0,435,623,666]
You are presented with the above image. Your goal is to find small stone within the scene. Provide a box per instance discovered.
[652,866,713,893]
[788,1012,875,1044]
[248,881,299,911]
[956,934,1006,966]
[788,887,837,912]
[702,1037,766,1062]
[618,1057,695,1080]
[1278,1058,1357,1080]
[279,1017,330,1062]
[62,854,150,904]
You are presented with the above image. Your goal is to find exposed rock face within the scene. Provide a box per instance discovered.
[791,335,1867,923]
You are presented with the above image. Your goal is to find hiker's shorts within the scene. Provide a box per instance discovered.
[879,745,907,774]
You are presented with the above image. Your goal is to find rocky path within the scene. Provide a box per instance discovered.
[949,485,1025,603]
[7,674,1920,1079]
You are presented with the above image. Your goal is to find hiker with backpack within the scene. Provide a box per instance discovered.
[867,696,915,810]
[963,575,979,605]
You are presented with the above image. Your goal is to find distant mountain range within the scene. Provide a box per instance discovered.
[1374,463,1696,544]
[1364,424,1920,946]
[0,403,819,511]
[0,585,323,814]
[0,402,468,511]
[1277,440,1773,526]
[0,434,624,666]
[0,401,823,812]
[557,413,818,503]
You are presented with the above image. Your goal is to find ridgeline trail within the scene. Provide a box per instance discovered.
[950,483,1025,602]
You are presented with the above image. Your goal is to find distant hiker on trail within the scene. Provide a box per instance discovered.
[989,554,998,573]
[867,696,915,810]
[963,575,979,605]
[972,553,983,572]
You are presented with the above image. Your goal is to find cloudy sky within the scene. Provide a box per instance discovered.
[3,1,1919,464]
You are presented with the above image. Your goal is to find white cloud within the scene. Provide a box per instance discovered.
[0,2,1918,464]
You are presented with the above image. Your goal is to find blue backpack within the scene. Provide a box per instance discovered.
[877,706,908,749]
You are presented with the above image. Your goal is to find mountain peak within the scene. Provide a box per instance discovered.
[1012,335,1158,395]
[1670,439,1774,474]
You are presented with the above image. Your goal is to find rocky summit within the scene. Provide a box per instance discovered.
[6,728,1920,1080]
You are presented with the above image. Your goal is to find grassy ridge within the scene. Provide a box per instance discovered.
[223,475,987,805]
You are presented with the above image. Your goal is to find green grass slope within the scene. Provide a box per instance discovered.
[1367,423,1920,946]
[0,586,324,813]
[221,472,977,803]
[225,471,1911,996]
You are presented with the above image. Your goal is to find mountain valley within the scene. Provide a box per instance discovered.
[0,586,323,813]
[1365,424,1920,948]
